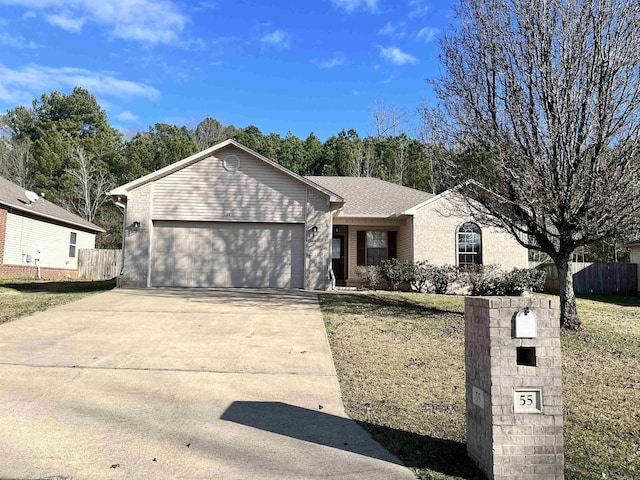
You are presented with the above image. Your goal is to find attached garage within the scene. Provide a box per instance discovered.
[151,221,305,288]
[110,139,344,290]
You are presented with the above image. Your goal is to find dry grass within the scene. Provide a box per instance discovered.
[319,291,640,480]
[0,278,115,325]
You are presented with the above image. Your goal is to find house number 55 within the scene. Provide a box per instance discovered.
[514,389,542,413]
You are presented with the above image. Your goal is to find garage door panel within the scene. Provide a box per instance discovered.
[152,222,304,288]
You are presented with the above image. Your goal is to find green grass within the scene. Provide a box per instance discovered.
[319,291,640,480]
[0,278,115,325]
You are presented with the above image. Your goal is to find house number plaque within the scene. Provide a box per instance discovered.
[513,388,542,413]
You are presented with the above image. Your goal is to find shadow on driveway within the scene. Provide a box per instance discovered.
[221,401,485,479]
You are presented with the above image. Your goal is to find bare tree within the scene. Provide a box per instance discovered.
[0,138,34,188]
[65,147,114,223]
[417,101,450,194]
[434,0,640,329]
[371,99,409,137]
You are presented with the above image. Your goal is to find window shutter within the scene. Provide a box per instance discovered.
[388,231,397,260]
[357,231,366,266]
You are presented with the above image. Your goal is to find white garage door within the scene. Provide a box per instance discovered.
[152,222,305,288]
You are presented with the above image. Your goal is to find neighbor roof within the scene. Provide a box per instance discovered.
[110,139,344,203]
[305,176,434,217]
[0,176,105,233]
[626,239,640,247]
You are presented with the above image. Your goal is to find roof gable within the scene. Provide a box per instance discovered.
[0,176,105,233]
[305,176,434,217]
[110,139,343,202]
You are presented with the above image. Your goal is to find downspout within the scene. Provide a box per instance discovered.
[114,200,126,287]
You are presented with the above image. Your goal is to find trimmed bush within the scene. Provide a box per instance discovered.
[409,260,430,292]
[379,259,414,291]
[356,265,382,290]
[459,265,547,296]
[425,264,459,294]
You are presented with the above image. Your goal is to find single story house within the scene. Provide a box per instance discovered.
[0,175,105,279]
[110,139,528,289]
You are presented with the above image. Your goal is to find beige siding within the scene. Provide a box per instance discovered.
[152,145,307,223]
[305,190,332,290]
[412,194,528,270]
[397,216,413,262]
[123,183,152,287]
[3,212,95,269]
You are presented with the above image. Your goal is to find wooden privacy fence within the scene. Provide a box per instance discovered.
[78,249,122,280]
[532,262,638,295]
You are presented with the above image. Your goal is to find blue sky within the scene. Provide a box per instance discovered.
[0,0,455,140]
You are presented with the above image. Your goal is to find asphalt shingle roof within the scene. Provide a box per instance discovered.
[0,176,105,232]
[305,176,434,217]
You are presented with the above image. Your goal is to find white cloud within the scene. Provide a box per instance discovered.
[330,0,378,14]
[416,26,439,43]
[0,32,39,48]
[378,45,418,65]
[45,11,86,32]
[22,10,36,19]
[378,21,406,38]
[0,0,189,46]
[408,0,431,18]
[260,29,290,49]
[320,55,345,69]
[116,110,138,122]
[0,63,160,106]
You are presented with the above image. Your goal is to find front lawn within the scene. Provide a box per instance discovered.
[0,278,115,325]
[319,291,640,480]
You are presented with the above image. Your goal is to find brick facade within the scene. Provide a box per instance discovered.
[0,263,78,279]
[465,296,564,479]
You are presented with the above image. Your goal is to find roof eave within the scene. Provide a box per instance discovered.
[0,201,106,233]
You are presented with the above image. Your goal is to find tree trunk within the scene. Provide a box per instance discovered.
[556,258,581,330]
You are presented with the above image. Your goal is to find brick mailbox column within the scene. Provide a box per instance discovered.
[465,297,564,479]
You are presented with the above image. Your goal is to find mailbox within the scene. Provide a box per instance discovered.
[515,307,536,338]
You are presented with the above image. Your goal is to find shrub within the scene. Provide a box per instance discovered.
[409,260,430,292]
[459,265,547,296]
[497,268,546,295]
[425,264,459,294]
[459,264,499,296]
[356,265,382,290]
[379,259,414,290]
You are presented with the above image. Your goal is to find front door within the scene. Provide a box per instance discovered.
[332,236,345,284]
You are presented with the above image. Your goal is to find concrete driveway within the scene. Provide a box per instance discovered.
[0,288,415,480]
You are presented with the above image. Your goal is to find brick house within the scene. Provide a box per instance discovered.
[0,176,105,279]
[110,139,528,289]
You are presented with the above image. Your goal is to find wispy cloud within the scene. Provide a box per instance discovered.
[378,46,418,66]
[416,26,439,43]
[320,55,346,69]
[408,0,431,18]
[260,29,290,49]
[0,0,189,46]
[0,31,39,49]
[116,110,139,122]
[0,63,160,106]
[378,21,406,39]
[330,0,378,14]
[45,11,86,32]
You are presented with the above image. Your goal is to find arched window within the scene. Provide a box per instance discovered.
[457,222,482,267]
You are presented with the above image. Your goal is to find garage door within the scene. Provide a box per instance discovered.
[151,222,305,288]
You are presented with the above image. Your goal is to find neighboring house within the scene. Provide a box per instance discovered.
[626,240,640,292]
[110,139,528,289]
[0,176,105,279]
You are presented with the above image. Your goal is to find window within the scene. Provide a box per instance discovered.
[457,222,482,267]
[69,232,77,258]
[366,231,387,266]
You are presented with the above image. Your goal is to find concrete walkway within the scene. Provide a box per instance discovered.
[0,288,415,480]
